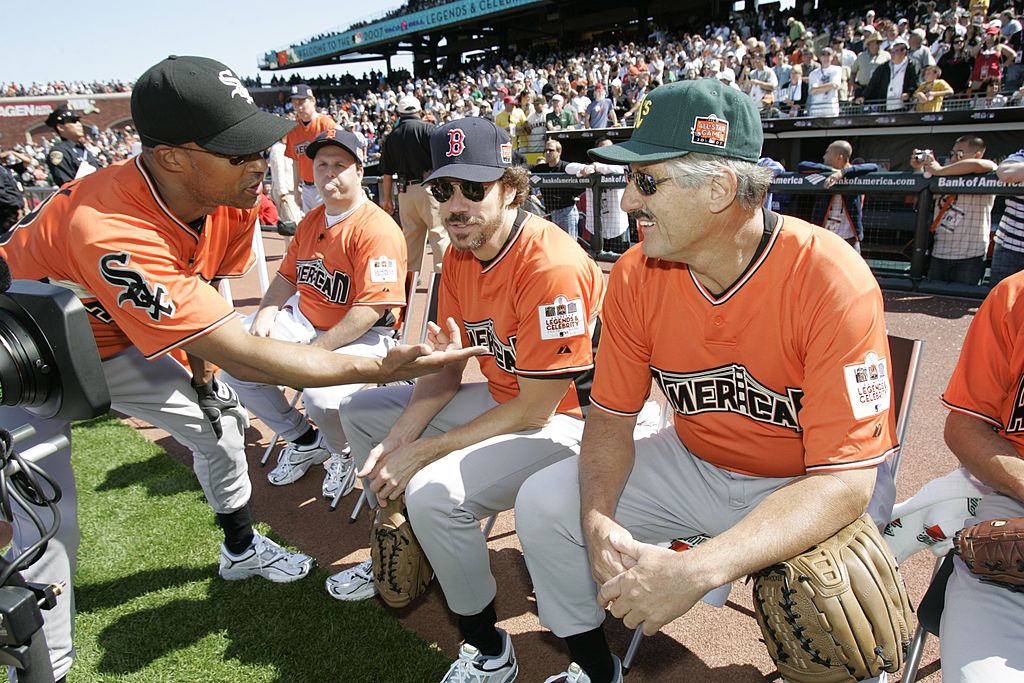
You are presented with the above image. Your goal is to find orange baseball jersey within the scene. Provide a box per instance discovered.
[437,211,605,417]
[285,113,337,184]
[591,213,897,478]
[277,200,408,331]
[942,271,1024,457]
[0,157,256,361]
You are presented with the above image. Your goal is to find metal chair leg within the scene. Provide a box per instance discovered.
[329,463,357,511]
[259,390,303,466]
[901,624,929,683]
[349,489,368,523]
[622,626,645,673]
[482,514,497,538]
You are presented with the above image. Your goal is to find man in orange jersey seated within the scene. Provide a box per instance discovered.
[223,129,407,500]
[327,118,605,683]
[516,79,899,683]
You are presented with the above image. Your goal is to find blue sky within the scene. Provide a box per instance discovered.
[6,1,411,85]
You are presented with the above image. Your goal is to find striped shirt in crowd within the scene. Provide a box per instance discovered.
[996,149,1024,254]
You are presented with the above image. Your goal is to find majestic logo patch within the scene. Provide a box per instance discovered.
[295,259,350,304]
[538,296,586,341]
[464,319,517,374]
[691,115,730,148]
[98,253,176,321]
[370,256,398,284]
[218,70,254,105]
[446,129,466,157]
[843,352,890,419]
[653,364,804,432]
[1005,374,1024,433]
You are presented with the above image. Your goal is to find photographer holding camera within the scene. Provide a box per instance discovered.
[911,136,997,286]
[0,56,483,682]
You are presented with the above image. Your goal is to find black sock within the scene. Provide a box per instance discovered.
[566,627,615,683]
[293,425,318,446]
[458,600,502,657]
[216,505,255,555]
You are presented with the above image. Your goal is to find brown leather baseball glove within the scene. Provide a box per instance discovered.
[751,514,914,683]
[370,497,434,608]
[953,517,1024,592]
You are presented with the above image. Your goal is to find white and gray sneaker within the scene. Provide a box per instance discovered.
[322,448,356,500]
[218,532,313,583]
[268,432,331,485]
[543,656,622,683]
[441,628,518,683]
[325,558,378,601]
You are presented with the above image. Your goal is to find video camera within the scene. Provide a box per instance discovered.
[0,254,109,682]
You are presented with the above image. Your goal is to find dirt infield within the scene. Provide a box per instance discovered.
[130,230,971,681]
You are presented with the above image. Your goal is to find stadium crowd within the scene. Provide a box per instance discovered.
[0,79,132,97]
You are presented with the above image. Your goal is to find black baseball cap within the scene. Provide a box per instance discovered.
[425,118,513,183]
[132,55,295,156]
[305,129,363,165]
[44,106,79,128]
[590,79,762,165]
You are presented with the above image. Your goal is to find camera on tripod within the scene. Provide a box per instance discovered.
[0,256,110,682]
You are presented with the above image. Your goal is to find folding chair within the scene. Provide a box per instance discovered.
[622,334,925,674]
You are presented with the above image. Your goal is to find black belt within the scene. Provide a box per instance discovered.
[302,180,316,186]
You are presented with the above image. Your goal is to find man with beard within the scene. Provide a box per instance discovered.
[325,118,605,683]
[0,56,484,682]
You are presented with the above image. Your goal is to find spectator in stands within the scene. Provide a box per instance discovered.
[914,65,955,110]
[973,75,1008,106]
[806,47,843,117]
[797,140,879,251]
[571,84,591,120]
[932,25,959,63]
[968,25,1016,91]
[788,16,807,41]
[525,95,549,154]
[0,162,24,231]
[257,179,279,229]
[911,136,997,286]
[850,32,891,98]
[546,94,576,131]
[495,95,528,146]
[908,28,937,72]
[939,35,975,92]
[990,150,1024,285]
[833,35,858,70]
[1001,9,1024,89]
[584,83,617,129]
[859,38,920,110]
[565,138,629,246]
[742,51,779,114]
[514,90,535,150]
[532,140,582,236]
[781,63,807,116]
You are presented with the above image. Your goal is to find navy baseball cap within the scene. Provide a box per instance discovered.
[305,129,363,165]
[289,83,314,99]
[132,55,295,155]
[45,106,80,128]
[426,118,513,183]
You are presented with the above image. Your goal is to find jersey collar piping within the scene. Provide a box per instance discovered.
[690,210,782,306]
[134,156,201,241]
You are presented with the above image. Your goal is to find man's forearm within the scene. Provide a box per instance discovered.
[312,305,386,351]
[258,274,296,312]
[946,411,1024,502]
[186,353,214,385]
[579,410,637,528]
[386,364,464,443]
[689,468,877,588]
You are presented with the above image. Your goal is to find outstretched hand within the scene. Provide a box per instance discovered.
[379,318,486,382]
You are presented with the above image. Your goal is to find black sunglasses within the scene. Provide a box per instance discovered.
[428,179,494,202]
[157,142,263,167]
[625,168,672,196]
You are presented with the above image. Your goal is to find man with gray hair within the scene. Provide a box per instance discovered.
[515,79,897,683]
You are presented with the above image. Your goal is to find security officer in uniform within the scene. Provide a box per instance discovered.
[379,95,451,274]
[44,106,102,187]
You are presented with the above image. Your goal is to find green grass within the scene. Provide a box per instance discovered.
[69,415,449,682]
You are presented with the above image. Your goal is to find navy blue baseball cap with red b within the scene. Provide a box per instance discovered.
[426,118,513,183]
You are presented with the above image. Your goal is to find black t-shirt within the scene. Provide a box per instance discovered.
[378,116,436,181]
[0,166,22,209]
[532,159,584,211]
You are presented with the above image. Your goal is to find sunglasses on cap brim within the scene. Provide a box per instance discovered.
[428,179,495,202]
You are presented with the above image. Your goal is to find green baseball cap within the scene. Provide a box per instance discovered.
[590,79,763,165]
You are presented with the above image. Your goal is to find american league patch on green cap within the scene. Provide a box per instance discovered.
[590,79,763,165]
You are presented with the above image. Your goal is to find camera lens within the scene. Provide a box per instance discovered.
[0,309,53,409]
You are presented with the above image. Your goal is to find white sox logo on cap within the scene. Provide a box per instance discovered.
[218,70,254,105]
[446,129,466,157]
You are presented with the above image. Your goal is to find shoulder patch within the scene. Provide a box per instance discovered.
[538,296,586,340]
[844,352,891,419]
[49,150,64,166]
[99,252,176,321]
[370,256,398,283]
